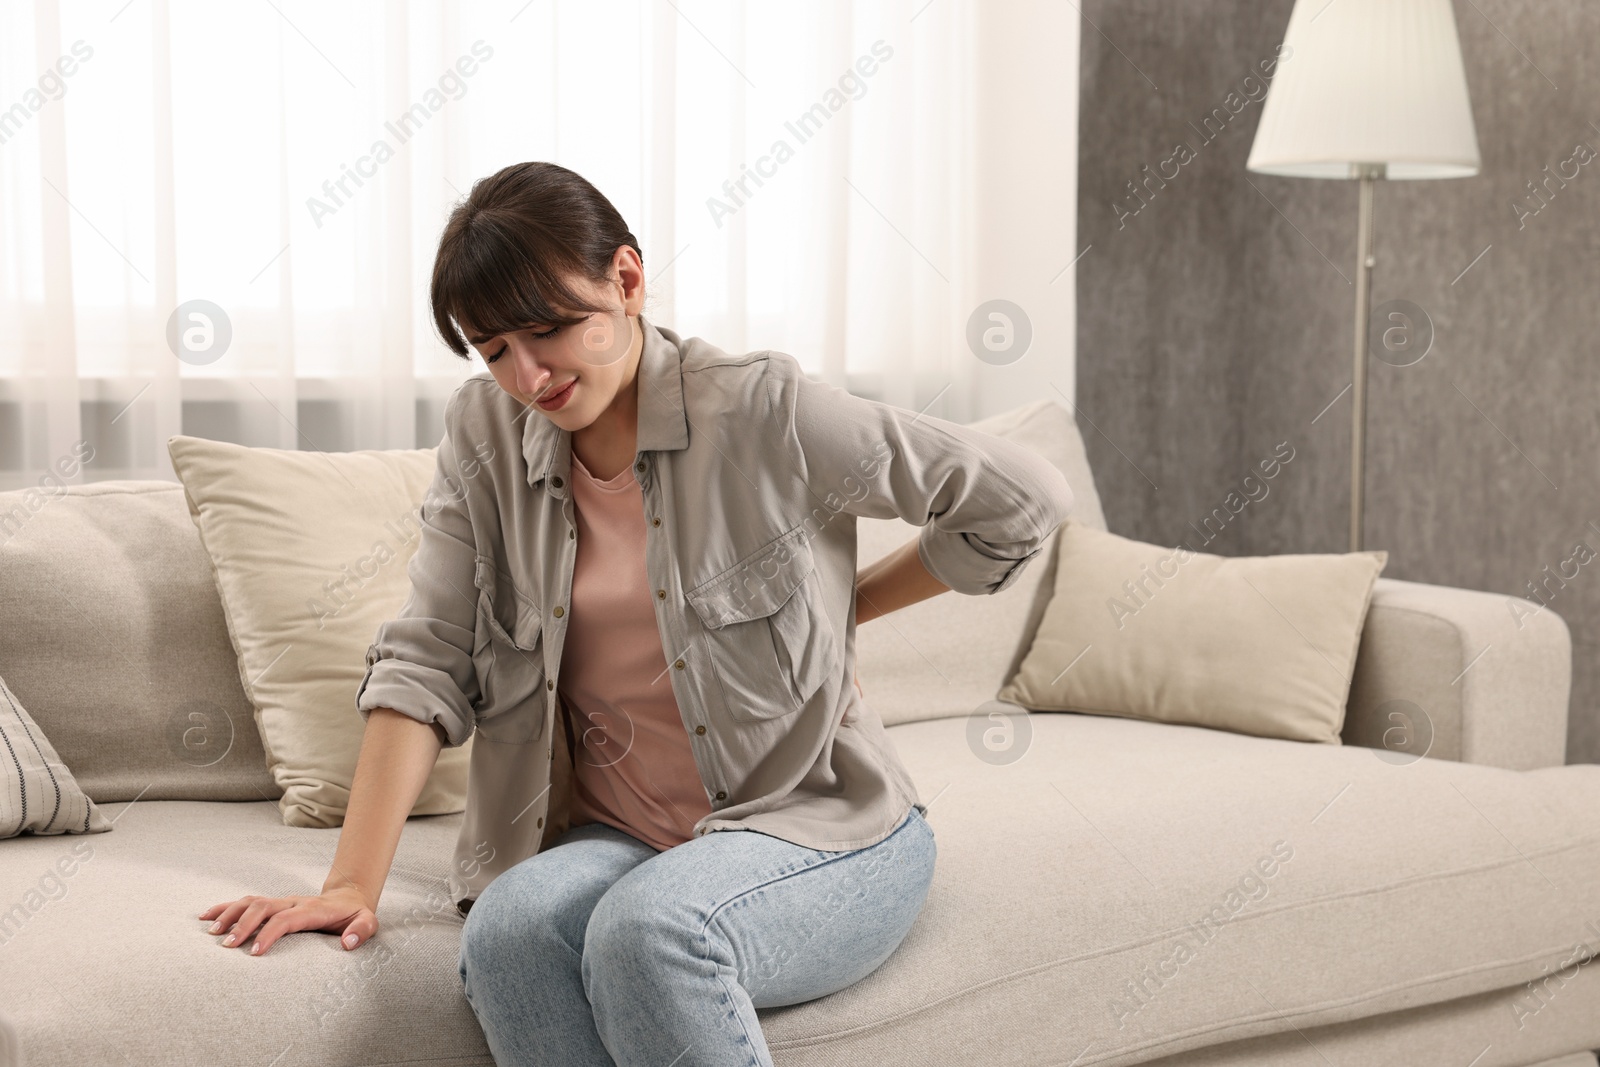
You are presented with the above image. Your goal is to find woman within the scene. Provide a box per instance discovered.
[198,161,1074,1066]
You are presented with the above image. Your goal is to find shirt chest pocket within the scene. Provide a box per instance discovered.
[471,555,547,744]
[685,525,839,722]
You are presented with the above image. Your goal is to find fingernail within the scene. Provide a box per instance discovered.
[343,934,358,948]
[250,942,264,955]
[222,934,236,946]
[209,921,222,933]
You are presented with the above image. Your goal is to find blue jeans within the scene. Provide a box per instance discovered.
[457,805,936,1066]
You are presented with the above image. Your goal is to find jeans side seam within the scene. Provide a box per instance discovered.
[696,919,768,1067]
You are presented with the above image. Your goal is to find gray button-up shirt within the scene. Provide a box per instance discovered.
[356,314,1075,911]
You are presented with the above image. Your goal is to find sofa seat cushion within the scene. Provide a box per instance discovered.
[4,716,1599,1067]
[0,800,489,1067]
[755,712,1600,1064]
[1131,974,1600,1067]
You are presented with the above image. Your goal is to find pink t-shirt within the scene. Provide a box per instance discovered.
[559,449,713,850]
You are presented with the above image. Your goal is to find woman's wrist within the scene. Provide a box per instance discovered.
[322,877,380,911]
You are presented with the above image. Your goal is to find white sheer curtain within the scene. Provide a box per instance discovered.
[0,0,1034,491]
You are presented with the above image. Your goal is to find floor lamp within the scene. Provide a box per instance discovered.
[1246,0,1481,552]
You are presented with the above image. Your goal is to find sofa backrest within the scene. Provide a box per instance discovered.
[0,480,280,803]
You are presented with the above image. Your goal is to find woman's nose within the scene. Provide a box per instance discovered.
[515,352,551,397]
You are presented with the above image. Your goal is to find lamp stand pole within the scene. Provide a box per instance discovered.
[1349,162,1384,553]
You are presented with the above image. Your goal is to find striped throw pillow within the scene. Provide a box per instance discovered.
[1,672,112,838]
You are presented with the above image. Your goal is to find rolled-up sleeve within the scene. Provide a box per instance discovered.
[774,352,1075,596]
[354,400,481,748]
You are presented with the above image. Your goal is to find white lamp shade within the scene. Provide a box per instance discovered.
[1247,0,1481,179]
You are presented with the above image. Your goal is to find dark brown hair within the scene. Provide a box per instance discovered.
[430,162,643,359]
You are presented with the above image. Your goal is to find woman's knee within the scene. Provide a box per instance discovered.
[581,877,702,991]
[583,880,665,962]
[458,867,570,977]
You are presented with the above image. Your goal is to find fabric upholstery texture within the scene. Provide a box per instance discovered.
[2,714,1598,1066]
[1132,990,1600,1067]
[999,520,1388,743]
[796,714,1600,1065]
[167,435,471,827]
[0,480,280,804]
[1345,577,1574,770]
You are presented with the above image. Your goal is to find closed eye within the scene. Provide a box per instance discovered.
[484,325,562,364]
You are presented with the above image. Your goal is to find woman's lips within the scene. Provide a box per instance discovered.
[536,379,577,410]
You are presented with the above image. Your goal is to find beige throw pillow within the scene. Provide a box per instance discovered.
[167,435,471,827]
[1,671,111,838]
[998,520,1388,743]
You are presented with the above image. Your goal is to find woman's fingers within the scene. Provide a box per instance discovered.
[200,896,258,938]
[199,891,379,957]
[338,911,380,951]
[220,897,285,949]
[250,902,328,957]
[200,895,295,950]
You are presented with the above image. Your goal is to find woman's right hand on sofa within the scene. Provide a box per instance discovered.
[199,885,378,957]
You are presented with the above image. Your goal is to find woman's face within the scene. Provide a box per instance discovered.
[461,277,637,432]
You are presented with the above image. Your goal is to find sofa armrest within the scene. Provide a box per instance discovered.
[1343,577,1571,770]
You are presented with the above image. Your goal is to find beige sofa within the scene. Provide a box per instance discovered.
[3,400,1599,1067]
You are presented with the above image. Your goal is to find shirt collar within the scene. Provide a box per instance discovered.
[521,313,689,492]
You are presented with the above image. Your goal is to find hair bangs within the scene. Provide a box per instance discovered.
[428,162,644,358]
[433,226,596,356]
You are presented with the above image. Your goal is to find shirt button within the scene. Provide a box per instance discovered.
[694,725,705,735]
[674,659,685,670]
[536,816,544,828]
[551,476,564,488]
[553,606,564,618]
[656,589,666,599]
[715,791,726,801]
[569,529,575,539]
[636,460,646,473]
[651,517,661,527]
[547,679,555,690]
